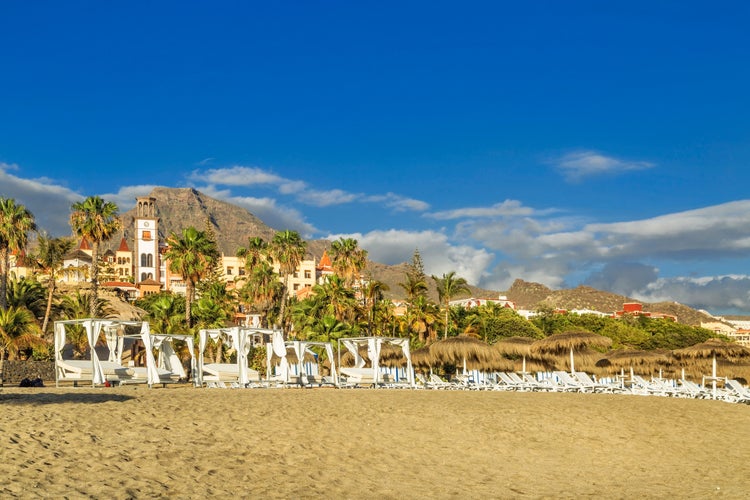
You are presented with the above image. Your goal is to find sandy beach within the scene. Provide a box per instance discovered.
[2,386,749,498]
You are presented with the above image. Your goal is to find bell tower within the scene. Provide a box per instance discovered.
[134,196,159,285]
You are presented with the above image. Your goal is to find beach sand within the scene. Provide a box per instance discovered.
[2,386,749,498]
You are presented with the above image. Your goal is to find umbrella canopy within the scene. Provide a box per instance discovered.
[597,349,672,370]
[674,338,750,398]
[378,343,411,368]
[494,336,536,373]
[596,348,673,378]
[269,346,316,366]
[531,331,612,374]
[428,335,500,374]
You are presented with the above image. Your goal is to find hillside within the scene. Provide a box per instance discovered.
[503,279,716,326]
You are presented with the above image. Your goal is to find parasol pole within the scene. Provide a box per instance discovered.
[712,354,717,400]
[569,347,575,374]
[522,355,526,375]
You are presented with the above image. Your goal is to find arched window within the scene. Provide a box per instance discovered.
[147,254,153,267]
[141,253,148,267]
[141,272,148,282]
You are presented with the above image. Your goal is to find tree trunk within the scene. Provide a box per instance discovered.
[186,280,194,328]
[42,279,55,339]
[444,305,449,339]
[277,272,289,334]
[90,242,99,317]
[0,250,8,311]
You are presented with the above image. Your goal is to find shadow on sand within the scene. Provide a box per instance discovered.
[0,392,135,405]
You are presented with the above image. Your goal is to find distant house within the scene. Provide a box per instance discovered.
[614,302,676,322]
[61,249,93,283]
[450,295,516,310]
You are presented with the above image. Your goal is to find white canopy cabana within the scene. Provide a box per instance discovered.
[55,319,195,387]
[337,337,414,387]
[197,326,276,387]
[135,324,195,387]
[266,330,337,386]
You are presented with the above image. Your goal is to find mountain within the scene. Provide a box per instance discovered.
[109,187,716,327]
[113,187,329,258]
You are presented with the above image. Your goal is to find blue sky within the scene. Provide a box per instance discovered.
[3,1,750,314]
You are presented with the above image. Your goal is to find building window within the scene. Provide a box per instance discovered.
[227,267,233,276]
[239,268,246,276]
[304,270,311,279]
[142,230,152,241]
[293,284,300,291]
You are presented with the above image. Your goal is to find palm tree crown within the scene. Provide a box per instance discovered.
[164,226,219,328]
[69,196,120,316]
[268,230,307,331]
[0,198,37,311]
[329,237,368,288]
[432,271,470,339]
[32,234,75,336]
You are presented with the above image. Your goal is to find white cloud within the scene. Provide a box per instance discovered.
[428,199,535,220]
[635,275,750,314]
[0,162,83,236]
[189,166,284,186]
[303,188,359,207]
[364,193,430,212]
[552,150,655,182]
[187,164,433,214]
[328,229,494,285]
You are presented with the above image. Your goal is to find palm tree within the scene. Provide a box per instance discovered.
[31,233,74,336]
[238,260,282,327]
[400,272,428,304]
[59,290,116,357]
[432,271,470,339]
[69,196,121,316]
[268,230,307,331]
[142,294,186,334]
[0,197,37,311]
[164,226,219,328]
[329,237,368,288]
[312,274,360,323]
[236,236,269,271]
[362,278,388,335]
[0,306,43,361]
[406,295,440,343]
[5,278,46,322]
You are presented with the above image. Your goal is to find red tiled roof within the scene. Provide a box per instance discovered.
[79,237,91,250]
[117,237,130,252]
[317,250,333,270]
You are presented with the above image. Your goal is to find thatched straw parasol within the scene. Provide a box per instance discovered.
[269,346,316,366]
[531,331,612,374]
[674,338,750,398]
[410,347,433,374]
[596,348,673,380]
[493,336,536,373]
[378,343,410,368]
[428,335,500,375]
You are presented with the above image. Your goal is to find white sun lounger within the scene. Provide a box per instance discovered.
[202,363,261,384]
[56,359,135,384]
